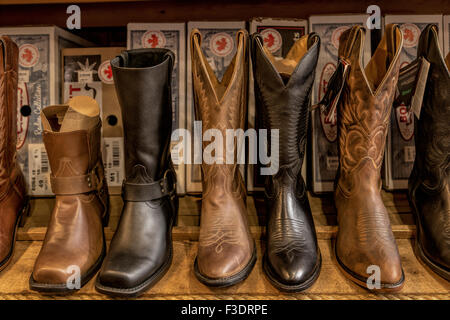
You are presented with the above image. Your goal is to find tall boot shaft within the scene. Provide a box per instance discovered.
[413,25,450,188]
[337,24,402,193]
[0,36,19,188]
[111,49,174,182]
[252,32,319,168]
[334,24,405,290]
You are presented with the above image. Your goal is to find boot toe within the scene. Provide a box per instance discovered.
[266,251,319,286]
[33,266,70,285]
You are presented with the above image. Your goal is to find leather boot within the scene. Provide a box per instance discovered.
[191,29,256,287]
[0,36,29,273]
[96,48,178,297]
[408,24,450,281]
[334,25,405,291]
[251,32,321,292]
[30,96,109,293]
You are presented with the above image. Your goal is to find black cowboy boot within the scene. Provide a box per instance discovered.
[408,24,450,281]
[251,32,321,291]
[96,48,178,297]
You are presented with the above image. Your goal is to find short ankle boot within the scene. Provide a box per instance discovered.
[408,24,450,281]
[0,36,29,273]
[96,48,178,297]
[334,24,405,291]
[191,29,256,287]
[251,32,321,291]
[30,96,109,294]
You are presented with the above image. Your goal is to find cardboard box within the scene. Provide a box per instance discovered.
[186,21,246,194]
[0,26,92,196]
[383,15,444,190]
[309,15,371,193]
[62,47,125,195]
[444,15,450,56]
[248,18,308,193]
[127,23,186,195]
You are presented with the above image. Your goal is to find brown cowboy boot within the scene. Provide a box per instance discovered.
[190,29,256,287]
[334,24,404,291]
[409,24,450,281]
[0,36,29,273]
[30,96,109,294]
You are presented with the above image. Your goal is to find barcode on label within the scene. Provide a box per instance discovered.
[41,149,49,173]
[326,156,339,171]
[404,146,416,163]
[103,137,125,187]
[28,144,51,195]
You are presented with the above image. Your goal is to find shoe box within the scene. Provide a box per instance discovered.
[247,17,308,193]
[186,21,246,194]
[382,15,444,190]
[0,26,93,196]
[61,47,126,196]
[127,23,186,195]
[308,15,371,193]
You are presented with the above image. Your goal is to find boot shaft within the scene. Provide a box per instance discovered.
[251,32,320,168]
[336,24,403,193]
[0,36,19,186]
[41,97,104,195]
[413,24,450,188]
[111,49,174,183]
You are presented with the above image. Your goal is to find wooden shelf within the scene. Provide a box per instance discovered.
[0,191,447,299]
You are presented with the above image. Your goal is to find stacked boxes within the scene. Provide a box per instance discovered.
[0,26,92,196]
[383,15,444,190]
[127,23,186,194]
[309,15,371,193]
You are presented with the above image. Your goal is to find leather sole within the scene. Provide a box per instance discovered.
[408,194,450,281]
[29,238,106,295]
[194,244,257,288]
[262,249,322,292]
[333,240,405,292]
[95,245,173,298]
[0,198,30,273]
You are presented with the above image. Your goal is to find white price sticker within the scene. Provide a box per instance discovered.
[326,156,339,171]
[28,143,51,195]
[103,137,125,187]
[404,146,416,163]
[18,70,30,83]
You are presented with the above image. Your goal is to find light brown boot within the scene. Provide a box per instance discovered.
[0,36,29,273]
[190,29,256,287]
[30,96,109,294]
[334,24,405,291]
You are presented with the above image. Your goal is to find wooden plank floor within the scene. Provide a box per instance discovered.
[1,192,448,300]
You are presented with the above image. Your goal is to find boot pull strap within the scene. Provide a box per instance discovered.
[50,160,104,195]
[0,36,18,74]
[122,168,176,202]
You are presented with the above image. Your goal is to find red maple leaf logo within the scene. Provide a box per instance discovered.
[103,64,113,79]
[147,34,159,48]
[216,37,227,51]
[22,48,33,63]
[264,33,275,48]
[403,29,414,42]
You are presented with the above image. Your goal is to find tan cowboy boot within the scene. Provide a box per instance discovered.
[334,24,405,291]
[0,36,29,273]
[190,29,256,287]
[30,96,109,294]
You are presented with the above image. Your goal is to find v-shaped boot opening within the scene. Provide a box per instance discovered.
[114,48,173,69]
[364,24,402,93]
[191,29,246,103]
[41,96,100,133]
[263,34,311,83]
